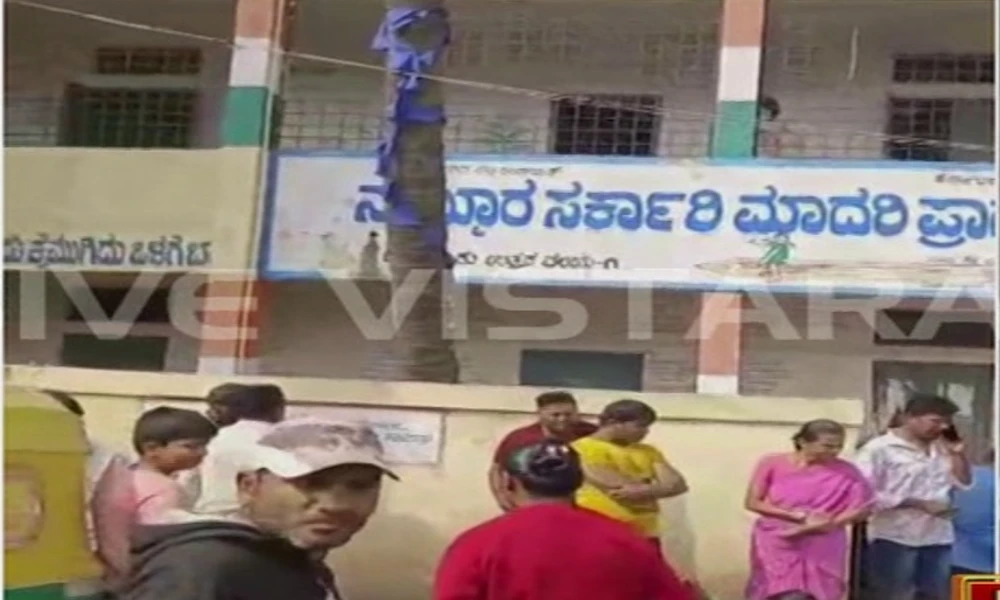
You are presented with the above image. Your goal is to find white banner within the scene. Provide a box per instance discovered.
[264,154,996,296]
[286,404,444,465]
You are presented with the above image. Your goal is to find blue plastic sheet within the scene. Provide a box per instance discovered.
[371,7,452,263]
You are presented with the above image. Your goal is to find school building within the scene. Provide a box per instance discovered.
[4,0,996,455]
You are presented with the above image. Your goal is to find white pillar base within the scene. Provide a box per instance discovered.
[196,356,260,375]
[696,374,739,395]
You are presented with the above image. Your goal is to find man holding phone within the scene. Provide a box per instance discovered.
[855,393,973,600]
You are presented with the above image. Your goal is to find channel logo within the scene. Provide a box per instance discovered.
[952,574,1000,599]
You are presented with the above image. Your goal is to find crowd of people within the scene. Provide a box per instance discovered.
[53,384,994,600]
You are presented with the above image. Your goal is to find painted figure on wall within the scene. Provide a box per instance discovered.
[755,234,795,279]
[356,231,385,280]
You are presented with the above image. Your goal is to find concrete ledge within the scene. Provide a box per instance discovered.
[6,365,863,427]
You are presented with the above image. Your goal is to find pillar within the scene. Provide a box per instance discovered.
[197,0,293,374]
[696,0,767,394]
[696,291,743,395]
[197,279,268,375]
[710,0,767,158]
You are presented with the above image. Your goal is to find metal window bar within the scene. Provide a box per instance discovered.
[892,53,994,84]
[95,47,203,76]
[550,95,662,157]
[60,85,198,148]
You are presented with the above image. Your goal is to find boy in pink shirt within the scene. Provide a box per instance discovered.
[129,407,218,524]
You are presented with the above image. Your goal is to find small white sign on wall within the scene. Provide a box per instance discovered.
[286,404,444,466]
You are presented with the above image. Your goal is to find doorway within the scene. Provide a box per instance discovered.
[849,360,995,599]
[871,361,995,460]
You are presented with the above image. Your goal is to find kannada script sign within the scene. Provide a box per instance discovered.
[264,154,996,296]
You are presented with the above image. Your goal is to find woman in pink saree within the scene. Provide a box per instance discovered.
[744,419,874,600]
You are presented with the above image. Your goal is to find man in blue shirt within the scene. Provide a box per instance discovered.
[952,447,996,576]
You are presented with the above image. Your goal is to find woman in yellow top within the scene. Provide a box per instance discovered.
[572,399,689,553]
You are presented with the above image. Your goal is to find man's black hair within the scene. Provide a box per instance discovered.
[46,390,84,416]
[505,440,583,498]
[133,406,218,454]
[223,384,287,422]
[535,391,577,409]
[207,383,248,405]
[598,398,656,426]
[903,393,959,418]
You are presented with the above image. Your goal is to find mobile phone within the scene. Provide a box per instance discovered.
[941,426,961,442]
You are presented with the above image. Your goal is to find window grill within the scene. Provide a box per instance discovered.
[501,15,582,65]
[639,25,718,83]
[550,94,662,157]
[884,98,953,162]
[95,47,203,76]
[60,85,197,148]
[447,28,487,68]
[892,53,994,84]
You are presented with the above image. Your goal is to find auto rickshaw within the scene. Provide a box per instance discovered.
[5,385,104,599]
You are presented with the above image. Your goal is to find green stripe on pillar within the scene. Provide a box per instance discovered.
[710,100,758,159]
[221,86,273,147]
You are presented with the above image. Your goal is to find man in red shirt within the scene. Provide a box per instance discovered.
[436,441,694,600]
[488,391,597,511]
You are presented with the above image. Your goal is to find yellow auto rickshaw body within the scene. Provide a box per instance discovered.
[5,385,104,600]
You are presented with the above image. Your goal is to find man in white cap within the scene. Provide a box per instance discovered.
[122,418,398,600]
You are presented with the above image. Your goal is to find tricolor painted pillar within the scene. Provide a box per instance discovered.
[197,0,293,374]
[695,290,743,395]
[711,0,768,158]
[696,0,767,394]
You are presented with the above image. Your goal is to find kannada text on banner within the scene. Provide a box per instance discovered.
[266,154,996,294]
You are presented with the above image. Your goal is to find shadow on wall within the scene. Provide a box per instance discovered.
[329,511,450,600]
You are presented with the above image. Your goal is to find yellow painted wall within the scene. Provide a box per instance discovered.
[6,365,864,600]
[3,149,262,272]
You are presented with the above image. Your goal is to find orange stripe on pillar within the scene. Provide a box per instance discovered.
[696,292,742,395]
[197,276,268,374]
[234,0,284,40]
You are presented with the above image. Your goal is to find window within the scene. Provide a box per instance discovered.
[550,95,662,157]
[519,349,644,391]
[447,28,486,68]
[501,15,581,65]
[884,54,994,162]
[95,47,203,76]
[873,309,994,349]
[60,85,197,148]
[892,54,993,84]
[872,361,994,461]
[884,98,994,162]
[64,286,171,323]
[59,47,202,149]
[639,25,718,83]
[60,283,173,371]
[60,334,168,371]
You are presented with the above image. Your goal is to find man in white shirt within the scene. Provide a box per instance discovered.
[189,384,287,515]
[855,393,972,600]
